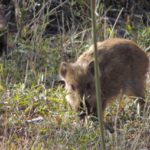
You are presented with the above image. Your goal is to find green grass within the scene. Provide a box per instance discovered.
[0,83,149,149]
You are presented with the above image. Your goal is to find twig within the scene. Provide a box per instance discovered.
[109,7,124,38]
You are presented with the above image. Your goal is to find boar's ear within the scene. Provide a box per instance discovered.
[88,60,95,75]
[59,62,69,78]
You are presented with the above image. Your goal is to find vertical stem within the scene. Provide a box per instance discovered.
[12,0,21,40]
[90,0,106,150]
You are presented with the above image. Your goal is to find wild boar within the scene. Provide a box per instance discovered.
[59,38,149,118]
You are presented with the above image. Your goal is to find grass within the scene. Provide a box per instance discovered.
[0,83,149,149]
[0,1,150,149]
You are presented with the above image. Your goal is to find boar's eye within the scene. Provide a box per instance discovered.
[71,84,76,91]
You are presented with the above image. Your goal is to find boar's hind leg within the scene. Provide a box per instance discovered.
[129,78,146,115]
